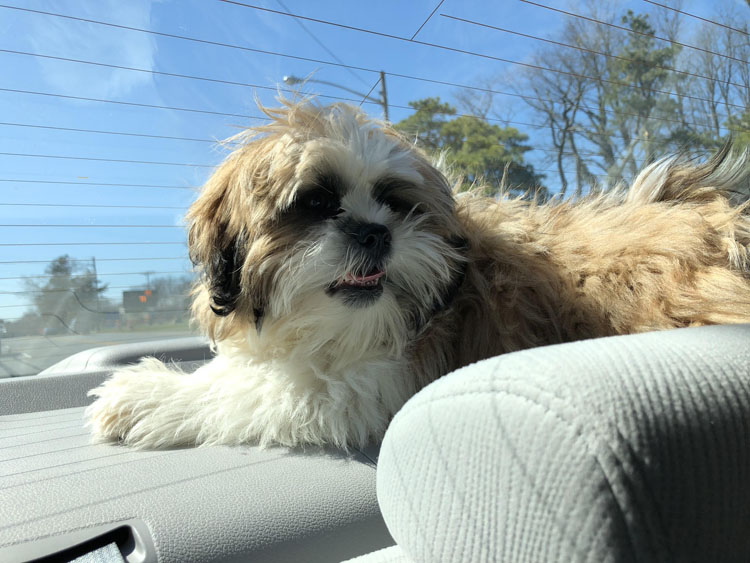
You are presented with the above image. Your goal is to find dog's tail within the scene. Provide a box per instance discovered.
[626,143,750,208]
[627,143,750,273]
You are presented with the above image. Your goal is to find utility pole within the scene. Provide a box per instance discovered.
[92,256,102,331]
[380,71,389,122]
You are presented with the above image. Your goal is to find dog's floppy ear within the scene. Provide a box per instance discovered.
[203,226,243,317]
[187,135,281,339]
[187,158,242,309]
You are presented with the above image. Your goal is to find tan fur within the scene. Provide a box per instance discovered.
[412,147,750,388]
[188,101,750,392]
[88,100,750,450]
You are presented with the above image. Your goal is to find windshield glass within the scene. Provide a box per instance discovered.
[2,0,748,376]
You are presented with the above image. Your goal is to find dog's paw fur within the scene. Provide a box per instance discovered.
[85,350,411,450]
[86,357,186,448]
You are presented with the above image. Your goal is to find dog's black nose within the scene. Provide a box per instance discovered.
[356,223,392,256]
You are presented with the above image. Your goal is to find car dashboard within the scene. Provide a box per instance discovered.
[0,338,392,563]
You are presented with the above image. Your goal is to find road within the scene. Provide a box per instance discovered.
[0,330,195,378]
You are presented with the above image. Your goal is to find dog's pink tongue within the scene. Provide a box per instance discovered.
[347,270,385,283]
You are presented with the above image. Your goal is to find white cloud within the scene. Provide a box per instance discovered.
[26,1,158,99]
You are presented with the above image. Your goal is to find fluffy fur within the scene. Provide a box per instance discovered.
[87,100,750,450]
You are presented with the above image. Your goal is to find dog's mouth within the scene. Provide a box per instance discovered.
[336,268,385,290]
[327,267,386,305]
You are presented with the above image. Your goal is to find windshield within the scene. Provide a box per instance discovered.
[2,0,748,376]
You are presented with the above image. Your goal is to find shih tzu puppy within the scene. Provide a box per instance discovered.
[87,100,750,449]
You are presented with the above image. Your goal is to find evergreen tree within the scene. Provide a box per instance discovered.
[395,97,545,197]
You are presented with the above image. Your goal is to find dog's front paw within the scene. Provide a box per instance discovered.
[86,358,180,447]
[86,369,153,444]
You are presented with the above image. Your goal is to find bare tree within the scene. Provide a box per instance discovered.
[454,0,750,198]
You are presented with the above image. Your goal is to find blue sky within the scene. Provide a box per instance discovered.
[0,0,744,320]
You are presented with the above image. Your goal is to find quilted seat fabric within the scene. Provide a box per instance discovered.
[351,324,750,563]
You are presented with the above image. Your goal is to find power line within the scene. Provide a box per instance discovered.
[0,4,539,118]
[529,97,742,133]
[0,285,182,295]
[0,36,743,195]
[411,0,445,40]
[2,309,191,323]
[7,60,741,139]
[0,270,192,281]
[274,0,370,88]
[642,0,749,37]
[0,223,184,229]
[0,257,187,265]
[397,104,745,146]
[0,224,183,228]
[0,87,266,120]
[216,0,749,114]
[3,304,191,319]
[7,48,438,127]
[359,78,381,108]
[218,0,406,40]
[0,202,188,210]
[0,84,686,148]
[0,87,539,141]
[0,179,198,190]
[440,13,750,93]
[0,117,701,163]
[0,152,215,168]
[2,80,548,136]
[0,122,226,145]
[0,4,384,79]
[517,0,749,65]
[0,48,365,106]
[439,14,746,113]
[3,6,744,134]
[0,125,729,184]
[0,242,186,246]
[0,163,609,183]
[0,6,741,187]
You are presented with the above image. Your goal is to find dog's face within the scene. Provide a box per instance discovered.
[187,102,466,355]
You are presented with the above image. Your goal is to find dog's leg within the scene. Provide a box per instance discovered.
[86,357,212,449]
[87,356,298,449]
[86,355,403,449]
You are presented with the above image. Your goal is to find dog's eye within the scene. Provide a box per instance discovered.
[382,195,419,215]
[298,188,342,218]
[377,191,421,216]
[373,178,423,216]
